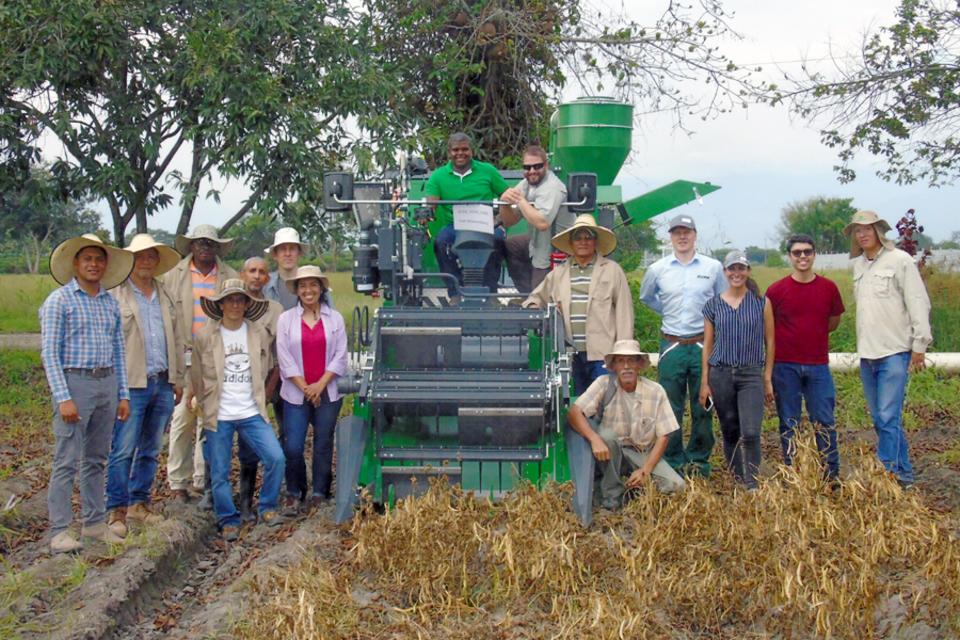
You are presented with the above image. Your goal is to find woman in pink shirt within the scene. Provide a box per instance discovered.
[275,266,348,511]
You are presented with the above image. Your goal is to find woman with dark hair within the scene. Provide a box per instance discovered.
[699,250,775,490]
[275,265,348,512]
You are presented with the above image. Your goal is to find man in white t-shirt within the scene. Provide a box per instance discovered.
[190,279,285,541]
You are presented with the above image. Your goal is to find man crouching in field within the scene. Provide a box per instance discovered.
[189,279,285,541]
[567,339,686,510]
[40,234,133,553]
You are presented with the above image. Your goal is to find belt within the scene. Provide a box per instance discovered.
[148,370,169,381]
[662,332,704,345]
[64,366,114,379]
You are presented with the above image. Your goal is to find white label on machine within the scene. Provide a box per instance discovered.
[452,204,494,234]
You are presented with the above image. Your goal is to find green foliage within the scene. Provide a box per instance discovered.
[778,197,857,254]
[0,274,57,332]
[778,0,960,185]
[610,220,657,272]
[223,214,278,264]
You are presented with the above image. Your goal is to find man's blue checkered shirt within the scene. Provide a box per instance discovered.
[39,278,129,404]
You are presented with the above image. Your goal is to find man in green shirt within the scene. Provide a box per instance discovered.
[426,133,510,295]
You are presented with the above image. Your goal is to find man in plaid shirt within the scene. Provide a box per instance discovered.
[40,234,133,553]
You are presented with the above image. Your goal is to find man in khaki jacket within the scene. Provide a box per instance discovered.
[524,214,634,394]
[106,234,184,537]
[190,279,285,541]
[161,224,237,502]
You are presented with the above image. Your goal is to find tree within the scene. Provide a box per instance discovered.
[935,230,960,249]
[0,0,395,244]
[610,220,658,271]
[774,0,960,186]
[0,166,102,272]
[779,197,857,254]
[222,214,278,264]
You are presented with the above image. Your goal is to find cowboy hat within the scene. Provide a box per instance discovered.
[175,224,234,257]
[49,233,134,290]
[200,278,269,322]
[603,339,650,368]
[843,210,896,258]
[551,214,617,256]
[285,265,331,295]
[264,227,309,255]
[126,233,182,277]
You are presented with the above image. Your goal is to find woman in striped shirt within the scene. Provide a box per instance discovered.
[699,250,775,490]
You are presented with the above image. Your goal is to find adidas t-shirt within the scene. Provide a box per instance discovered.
[217,323,259,421]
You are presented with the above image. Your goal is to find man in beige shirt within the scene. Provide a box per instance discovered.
[567,340,685,510]
[845,210,932,488]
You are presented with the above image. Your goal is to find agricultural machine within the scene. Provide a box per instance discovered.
[327,97,719,525]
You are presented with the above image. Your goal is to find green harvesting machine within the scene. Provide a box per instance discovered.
[326,97,719,525]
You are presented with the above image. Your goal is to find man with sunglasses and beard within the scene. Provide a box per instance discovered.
[766,234,845,480]
[499,145,573,294]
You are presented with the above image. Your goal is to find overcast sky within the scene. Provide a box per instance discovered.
[82,0,957,250]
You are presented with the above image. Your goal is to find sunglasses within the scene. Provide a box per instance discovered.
[790,248,815,257]
[192,238,218,249]
[522,162,545,171]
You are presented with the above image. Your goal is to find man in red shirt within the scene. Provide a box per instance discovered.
[766,234,845,479]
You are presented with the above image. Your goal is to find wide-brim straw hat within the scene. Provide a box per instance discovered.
[603,339,650,368]
[285,265,331,295]
[175,224,234,256]
[843,210,896,258]
[126,233,181,277]
[200,278,269,322]
[551,213,617,256]
[264,227,309,254]
[49,233,133,290]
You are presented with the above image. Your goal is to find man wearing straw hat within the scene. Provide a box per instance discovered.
[163,224,237,502]
[40,234,133,552]
[567,340,685,510]
[105,234,185,538]
[845,210,932,488]
[523,214,634,394]
[190,279,285,541]
[263,227,309,311]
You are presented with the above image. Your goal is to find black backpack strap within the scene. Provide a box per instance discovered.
[595,373,618,422]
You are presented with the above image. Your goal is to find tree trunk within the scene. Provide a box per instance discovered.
[177,134,205,235]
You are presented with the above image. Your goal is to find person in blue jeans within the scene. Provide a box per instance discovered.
[190,279,285,541]
[766,234,845,480]
[275,266,348,513]
[845,211,932,488]
[105,234,185,538]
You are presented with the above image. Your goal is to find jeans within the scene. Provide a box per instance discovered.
[860,352,914,484]
[204,414,285,529]
[434,224,505,295]
[658,339,714,474]
[772,362,839,478]
[283,393,343,500]
[572,352,607,396]
[709,364,765,489]
[106,377,175,510]
[48,371,117,534]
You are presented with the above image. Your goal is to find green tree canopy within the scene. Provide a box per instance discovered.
[778,197,857,254]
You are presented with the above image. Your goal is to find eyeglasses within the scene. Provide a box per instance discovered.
[790,248,815,257]
[192,239,218,249]
[522,162,545,171]
[572,233,596,242]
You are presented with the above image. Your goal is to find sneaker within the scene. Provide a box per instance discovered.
[261,511,284,527]
[221,525,239,542]
[107,507,128,538]
[127,502,164,524]
[82,522,125,545]
[50,531,83,554]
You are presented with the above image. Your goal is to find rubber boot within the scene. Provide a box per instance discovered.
[198,461,214,511]
[238,464,258,524]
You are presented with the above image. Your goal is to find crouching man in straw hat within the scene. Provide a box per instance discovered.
[567,340,685,511]
[523,214,634,394]
[104,234,185,539]
[189,279,285,541]
[40,234,133,553]
[162,224,237,504]
[845,210,932,489]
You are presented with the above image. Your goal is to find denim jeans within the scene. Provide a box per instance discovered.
[282,393,343,500]
[204,414,285,529]
[572,352,607,396]
[709,364,765,489]
[106,377,175,510]
[772,363,839,478]
[434,224,505,295]
[860,352,914,484]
